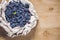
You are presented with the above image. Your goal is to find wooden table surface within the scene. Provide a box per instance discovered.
[0,0,60,40]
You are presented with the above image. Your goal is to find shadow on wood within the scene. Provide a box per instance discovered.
[0,26,37,40]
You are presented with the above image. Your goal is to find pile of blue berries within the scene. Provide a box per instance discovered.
[5,1,32,28]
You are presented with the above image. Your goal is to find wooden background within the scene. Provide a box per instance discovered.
[0,0,60,40]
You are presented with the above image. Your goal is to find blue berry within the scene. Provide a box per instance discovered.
[10,23,16,28]
[5,1,32,28]
[25,3,29,8]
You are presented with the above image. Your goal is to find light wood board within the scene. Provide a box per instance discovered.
[0,0,60,40]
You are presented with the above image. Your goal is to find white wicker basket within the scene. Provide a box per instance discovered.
[0,0,38,37]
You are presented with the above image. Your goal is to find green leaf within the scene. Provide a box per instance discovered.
[13,11,16,15]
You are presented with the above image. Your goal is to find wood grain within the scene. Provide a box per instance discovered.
[0,0,60,40]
